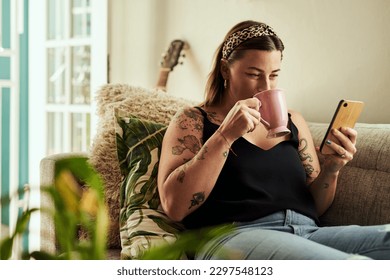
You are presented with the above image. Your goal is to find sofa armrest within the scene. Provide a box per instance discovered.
[39,152,89,254]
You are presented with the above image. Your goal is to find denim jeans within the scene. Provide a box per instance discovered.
[196,209,390,260]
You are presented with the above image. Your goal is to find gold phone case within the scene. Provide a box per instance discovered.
[320,100,365,155]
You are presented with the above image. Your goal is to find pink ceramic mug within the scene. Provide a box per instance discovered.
[253,89,291,138]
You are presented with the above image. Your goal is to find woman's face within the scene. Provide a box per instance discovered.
[225,50,282,101]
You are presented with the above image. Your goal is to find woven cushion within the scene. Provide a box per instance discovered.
[89,84,196,249]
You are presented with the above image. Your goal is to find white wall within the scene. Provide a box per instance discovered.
[109,0,390,123]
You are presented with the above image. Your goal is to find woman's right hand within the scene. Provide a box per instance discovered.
[219,97,261,143]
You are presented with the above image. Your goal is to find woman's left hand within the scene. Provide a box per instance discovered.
[321,127,358,173]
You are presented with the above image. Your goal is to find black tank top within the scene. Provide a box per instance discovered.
[182,107,318,229]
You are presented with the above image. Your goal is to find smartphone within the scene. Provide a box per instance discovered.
[320,100,365,154]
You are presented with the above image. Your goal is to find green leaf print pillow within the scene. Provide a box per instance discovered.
[115,110,184,259]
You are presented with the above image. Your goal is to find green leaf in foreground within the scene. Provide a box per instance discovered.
[141,224,235,260]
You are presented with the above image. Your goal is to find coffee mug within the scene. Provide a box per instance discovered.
[253,89,291,138]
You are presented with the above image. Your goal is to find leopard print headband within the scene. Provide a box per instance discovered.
[222,24,277,59]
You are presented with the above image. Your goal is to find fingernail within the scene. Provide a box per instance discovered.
[326,139,332,145]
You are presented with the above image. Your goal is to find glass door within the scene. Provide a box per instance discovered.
[29,0,107,180]
[28,0,107,251]
[46,0,92,154]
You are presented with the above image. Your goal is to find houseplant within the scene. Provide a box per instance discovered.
[1,158,108,260]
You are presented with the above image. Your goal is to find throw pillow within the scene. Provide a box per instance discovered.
[115,110,184,259]
[89,84,196,249]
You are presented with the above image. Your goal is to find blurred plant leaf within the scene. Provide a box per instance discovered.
[0,208,38,260]
[55,170,81,214]
[49,158,108,260]
[28,251,60,260]
[141,224,235,260]
[3,157,235,260]
[0,237,14,260]
[2,157,108,260]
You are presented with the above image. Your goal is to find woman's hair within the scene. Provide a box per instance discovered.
[204,20,285,106]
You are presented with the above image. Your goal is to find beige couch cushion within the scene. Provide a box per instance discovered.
[309,123,390,226]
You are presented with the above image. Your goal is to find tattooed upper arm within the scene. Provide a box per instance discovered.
[158,107,205,186]
[173,107,204,134]
[169,107,205,160]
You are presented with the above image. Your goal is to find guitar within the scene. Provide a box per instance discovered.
[156,40,186,91]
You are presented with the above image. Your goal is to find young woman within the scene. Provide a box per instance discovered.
[157,20,390,259]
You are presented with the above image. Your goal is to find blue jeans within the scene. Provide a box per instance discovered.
[196,210,390,259]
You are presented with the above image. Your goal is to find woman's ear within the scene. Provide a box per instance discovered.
[220,58,230,80]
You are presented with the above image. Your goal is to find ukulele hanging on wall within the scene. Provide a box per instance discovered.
[156,39,186,91]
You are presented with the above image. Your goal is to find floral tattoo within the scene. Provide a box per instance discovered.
[172,108,204,156]
[174,108,203,132]
[206,111,223,125]
[188,192,205,209]
[172,135,201,155]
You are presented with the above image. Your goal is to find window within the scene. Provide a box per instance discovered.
[45,0,93,155]
[28,0,107,252]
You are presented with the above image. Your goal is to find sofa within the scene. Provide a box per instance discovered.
[39,84,390,260]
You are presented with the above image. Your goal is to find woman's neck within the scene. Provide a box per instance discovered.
[218,89,238,116]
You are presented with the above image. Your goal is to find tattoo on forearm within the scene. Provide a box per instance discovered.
[323,183,330,189]
[197,145,208,160]
[173,145,206,184]
[303,163,315,176]
[299,138,319,178]
[188,192,205,209]
[176,160,191,183]
[298,138,313,162]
